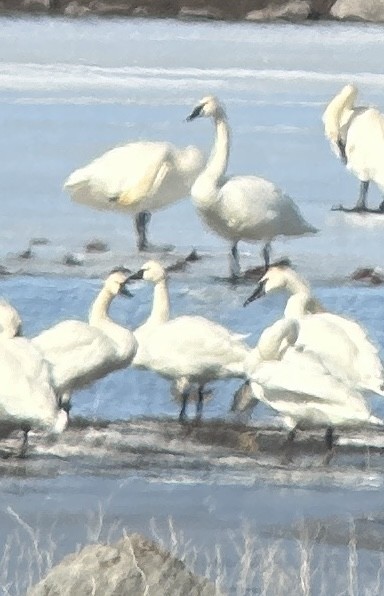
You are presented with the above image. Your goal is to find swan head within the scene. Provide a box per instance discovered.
[187,95,226,121]
[129,260,167,284]
[243,265,290,306]
[104,268,133,297]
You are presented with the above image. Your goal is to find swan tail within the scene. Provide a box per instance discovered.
[322,84,357,158]
[63,167,90,191]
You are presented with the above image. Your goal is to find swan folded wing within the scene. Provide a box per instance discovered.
[143,316,248,379]
[64,143,173,209]
[33,321,124,392]
[0,340,59,428]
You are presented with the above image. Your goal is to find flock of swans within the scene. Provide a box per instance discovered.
[2,84,384,462]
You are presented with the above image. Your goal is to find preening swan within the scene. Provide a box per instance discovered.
[244,264,384,396]
[64,141,205,251]
[0,338,68,457]
[232,318,382,462]
[32,269,138,410]
[130,260,250,420]
[186,96,317,278]
[323,84,384,213]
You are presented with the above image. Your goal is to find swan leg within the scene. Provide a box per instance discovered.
[262,242,271,272]
[18,426,30,458]
[179,388,190,423]
[195,385,205,421]
[323,426,335,465]
[281,427,296,464]
[135,211,152,251]
[229,242,241,279]
[355,181,369,211]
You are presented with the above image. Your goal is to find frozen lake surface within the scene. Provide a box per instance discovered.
[1,15,384,595]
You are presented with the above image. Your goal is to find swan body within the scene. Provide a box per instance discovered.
[323,84,384,211]
[64,141,205,250]
[33,270,137,407]
[244,265,384,396]
[187,96,317,276]
[130,260,250,419]
[234,318,382,454]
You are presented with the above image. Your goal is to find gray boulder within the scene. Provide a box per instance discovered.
[28,533,218,596]
[331,0,384,21]
[246,0,311,21]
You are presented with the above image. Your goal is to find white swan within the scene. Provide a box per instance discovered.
[130,260,250,420]
[0,297,22,338]
[186,95,318,277]
[323,84,384,213]
[64,141,205,251]
[32,269,138,410]
[0,338,68,456]
[244,264,384,396]
[233,318,382,461]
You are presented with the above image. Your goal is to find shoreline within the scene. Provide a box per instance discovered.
[1,1,384,25]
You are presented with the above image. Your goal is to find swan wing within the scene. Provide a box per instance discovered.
[0,339,59,429]
[64,142,177,210]
[33,321,125,392]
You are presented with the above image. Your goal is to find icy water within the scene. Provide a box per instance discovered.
[2,16,384,594]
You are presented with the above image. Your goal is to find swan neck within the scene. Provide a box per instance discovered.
[192,114,230,196]
[284,270,311,296]
[148,279,170,325]
[89,287,113,325]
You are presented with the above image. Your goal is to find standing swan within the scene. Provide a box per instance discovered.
[323,84,384,213]
[32,269,137,411]
[244,264,384,396]
[232,318,382,463]
[186,96,317,278]
[0,339,68,457]
[64,141,205,251]
[130,260,250,420]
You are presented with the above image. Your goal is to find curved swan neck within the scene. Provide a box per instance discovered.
[192,113,230,199]
[282,269,311,295]
[257,320,297,361]
[148,279,170,325]
[88,286,114,325]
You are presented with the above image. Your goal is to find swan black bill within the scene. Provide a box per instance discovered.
[186,104,204,121]
[243,279,267,307]
[119,284,133,298]
[129,269,145,281]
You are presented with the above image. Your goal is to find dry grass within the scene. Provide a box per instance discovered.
[1,505,384,595]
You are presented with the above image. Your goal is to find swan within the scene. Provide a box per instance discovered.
[323,84,384,213]
[32,269,138,411]
[232,318,382,462]
[129,260,250,420]
[64,141,205,251]
[186,95,318,278]
[244,264,384,396]
[0,338,68,457]
[0,297,22,338]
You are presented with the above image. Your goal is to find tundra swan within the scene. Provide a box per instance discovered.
[244,264,384,396]
[33,269,137,410]
[323,84,384,213]
[0,338,68,456]
[232,318,382,462]
[64,141,205,251]
[0,297,22,338]
[186,95,317,278]
[130,260,250,420]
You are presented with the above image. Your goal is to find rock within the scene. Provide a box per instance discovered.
[64,0,90,15]
[88,0,133,15]
[30,237,50,246]
[246,0,311,21]
[178,5,226,19]
[62,253,84,266]
[27,533,217,596]
[330,0,384,21]
[22,0,49,9]
[350,267,384,285]
[84,239,110,253]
